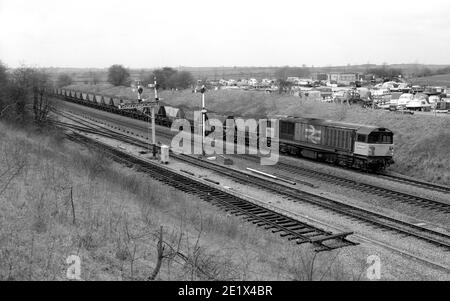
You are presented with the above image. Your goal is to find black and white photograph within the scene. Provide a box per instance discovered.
[0,0,449,285]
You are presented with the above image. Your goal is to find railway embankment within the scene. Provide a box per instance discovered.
[0,122,364,281]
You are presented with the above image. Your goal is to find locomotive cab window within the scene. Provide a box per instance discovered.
[368,132,393,144]
[281,122,295,134]
[357,134,367,143]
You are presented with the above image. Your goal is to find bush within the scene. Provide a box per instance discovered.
[107,65,130,86]
[144,68,194,90]
[56,74,73,88]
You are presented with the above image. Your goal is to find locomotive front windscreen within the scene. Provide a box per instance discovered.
[368,132,393,144]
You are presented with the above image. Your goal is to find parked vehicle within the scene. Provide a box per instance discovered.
[332,89,370,106]
[389,93,413,110]
[314,87,333,100]
[406,93,432,111]
[424,86,446,96]
[411,85,425,93]
[435,100,450,113]
[397,83,412,93]
[428,95,441,109]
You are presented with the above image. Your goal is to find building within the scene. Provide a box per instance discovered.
[327,73,359,85]
[287,77,301,84]
[248,78,258,86]
[287,77,313,86]
[312,73,329,82]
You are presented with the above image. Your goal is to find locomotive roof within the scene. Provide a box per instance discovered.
[278,117,390,134]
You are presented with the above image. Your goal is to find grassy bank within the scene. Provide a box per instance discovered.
[0,122,364,281]
[410,74,450,87]
[63,84,450,185]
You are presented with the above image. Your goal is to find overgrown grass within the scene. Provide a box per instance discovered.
[410,74,450,87]
[0,122,365,281]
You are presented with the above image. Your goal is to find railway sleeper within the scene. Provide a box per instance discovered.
[275,220,298,225]
[286,226,307,232]
[254,222,269,226]
[295,239,312,245]
[238,205,259,211]
[246,218,261,223]
[265,216,284,222]
[247,209,268,215]
[279,222,304,228]
[264,225,277,230]
[258,214,279,219]
[288,229,318,238]
[232,212,248,217]
[280,233,294,238]
[271,229,285,234]
[309,232,354,244]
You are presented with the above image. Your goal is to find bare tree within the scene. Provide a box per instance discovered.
[1,66,53,123]
[32,87,51,123]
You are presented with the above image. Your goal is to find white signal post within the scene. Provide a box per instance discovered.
[200,85,206,156]
[152,77,159,146]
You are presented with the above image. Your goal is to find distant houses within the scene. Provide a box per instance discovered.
[208,72,381,92]
[217,78,276,89]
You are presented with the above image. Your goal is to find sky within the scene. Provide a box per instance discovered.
[1,0,450,68]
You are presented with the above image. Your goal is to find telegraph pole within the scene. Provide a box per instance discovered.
[200,85,206,156]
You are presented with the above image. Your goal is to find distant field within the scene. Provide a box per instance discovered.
[62,84,450,185]
[410,74,450,87]
[45,64,450,84]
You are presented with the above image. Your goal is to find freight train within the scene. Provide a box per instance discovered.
[54,89,395,172]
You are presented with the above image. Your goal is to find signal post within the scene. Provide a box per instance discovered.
[119,78,159,155]
[200,85,206,156]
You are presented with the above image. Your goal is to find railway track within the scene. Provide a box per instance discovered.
[54,94,450,197]
[377,172,450,194]
[54,104,450,217]
[63,131,357,253]
[241,155,450,214]
[51,109,450,251]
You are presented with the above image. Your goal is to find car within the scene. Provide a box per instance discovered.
[391,93,414,110]
[412,85,425,93]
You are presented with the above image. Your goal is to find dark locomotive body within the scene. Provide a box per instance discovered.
[277,117,394,171]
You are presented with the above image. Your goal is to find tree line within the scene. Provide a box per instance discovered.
[143,67,194,90]
[56,65,196,90]
[0,61,52,124]
[412,66,450,78]
[365,67,403,79]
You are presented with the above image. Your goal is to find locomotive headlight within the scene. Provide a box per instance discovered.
[389,145,394,156]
